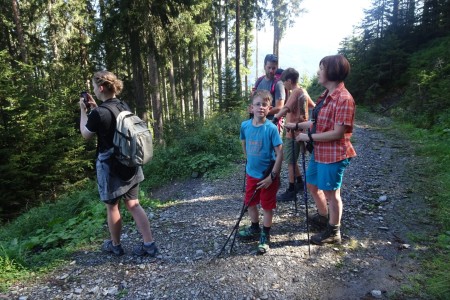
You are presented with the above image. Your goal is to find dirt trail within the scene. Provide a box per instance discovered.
[5,114,433,300]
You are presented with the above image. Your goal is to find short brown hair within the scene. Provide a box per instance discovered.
[252,89,272,105]
[280,68,299,84]
[319,55,351,82]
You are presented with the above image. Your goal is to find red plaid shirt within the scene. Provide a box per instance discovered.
[313,82,356,163]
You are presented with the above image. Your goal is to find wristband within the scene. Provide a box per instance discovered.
[270,171,277,180]
[295,123,299,130]
[272,117,279,125]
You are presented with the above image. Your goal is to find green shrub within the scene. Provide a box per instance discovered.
[142,111,243,189]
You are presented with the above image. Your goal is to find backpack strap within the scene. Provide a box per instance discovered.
[271,77,278,95]
[254,75,265,90]
[101,99,128,118]
[97,99,128,144]
[255,75,277,105]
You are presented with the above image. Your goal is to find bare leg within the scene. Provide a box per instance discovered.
[287,163,302,183]
[307,183,328,216]
[323,189,342,225]
[105,202,122,245]
[125,199,154,243]
[247,205,259,223]
[262,209,273,227]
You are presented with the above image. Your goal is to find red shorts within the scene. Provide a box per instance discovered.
[244,174,279,210]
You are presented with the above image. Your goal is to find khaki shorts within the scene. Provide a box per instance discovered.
[283,138,305,164]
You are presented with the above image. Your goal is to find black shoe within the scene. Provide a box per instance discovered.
[295,182,305,192]
[133,242,159,257]
[311,224,341,245]
[276,189,296,202]
[308,211,328,230]
[101,240,125,256]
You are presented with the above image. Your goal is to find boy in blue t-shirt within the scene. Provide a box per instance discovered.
[239,89,283,254]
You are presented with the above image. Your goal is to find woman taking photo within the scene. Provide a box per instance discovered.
[79,71,158,256]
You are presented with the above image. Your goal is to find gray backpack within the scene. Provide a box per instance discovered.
[103,101,153,167]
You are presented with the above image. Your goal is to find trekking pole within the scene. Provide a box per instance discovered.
[242,159,247,193]
[217,189,257,257]
[292,134,298,213]
[228,189,258,253]
[217,160,275,257]
[301,146,311,256]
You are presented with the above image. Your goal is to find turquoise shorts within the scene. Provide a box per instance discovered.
[306,152,351,191]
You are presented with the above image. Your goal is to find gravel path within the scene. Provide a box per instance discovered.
[5,114,434,300]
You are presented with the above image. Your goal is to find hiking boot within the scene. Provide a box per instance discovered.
[238,225,260,241]
[311,224,341,245]
[308,211,328,230]
[133,242,159,257]
[101,240,125,256]
[276,189,296,202]
[257,231,270,254]
[295,182,305,192]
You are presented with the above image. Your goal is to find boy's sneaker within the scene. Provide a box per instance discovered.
[276,189,296,202]
[308,212,328,230]
[311,224,341,245]
[238,226,260,241]
[101,240,125,256]
[133,242,159,257]
[257,231,270,254]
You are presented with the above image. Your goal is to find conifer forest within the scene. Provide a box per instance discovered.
[1,0,449,220]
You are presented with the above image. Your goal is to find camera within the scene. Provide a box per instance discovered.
[81,91,90,109]
[306,141,314,153]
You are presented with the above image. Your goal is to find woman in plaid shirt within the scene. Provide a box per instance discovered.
[285,55,356,245]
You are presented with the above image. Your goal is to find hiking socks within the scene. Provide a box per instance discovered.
[296,176,303,185]
[288,183,295,191]
[263,226,271,235]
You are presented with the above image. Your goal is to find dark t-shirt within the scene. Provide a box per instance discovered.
[85,98,129,152]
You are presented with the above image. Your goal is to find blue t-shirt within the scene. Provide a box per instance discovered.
[240,119,282,179]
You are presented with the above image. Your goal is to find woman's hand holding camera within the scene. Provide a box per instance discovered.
[80,92,97,112]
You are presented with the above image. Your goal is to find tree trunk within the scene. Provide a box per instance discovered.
[215,1,223,110]
[147,47,163,142]
[243,17,249,96]
[129,30,147,120]
[255,23,258,80]
[174,53,185,122]
[47,0,59,62]
[273,9,280,56]
[224,0,229,62]
[160,68,169,122]
[11,0,27,63]
[235,0,241,97]
[168,55,177,121]
[189,43,199,119]
[210,52,215,112]
[198,46,204,119]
